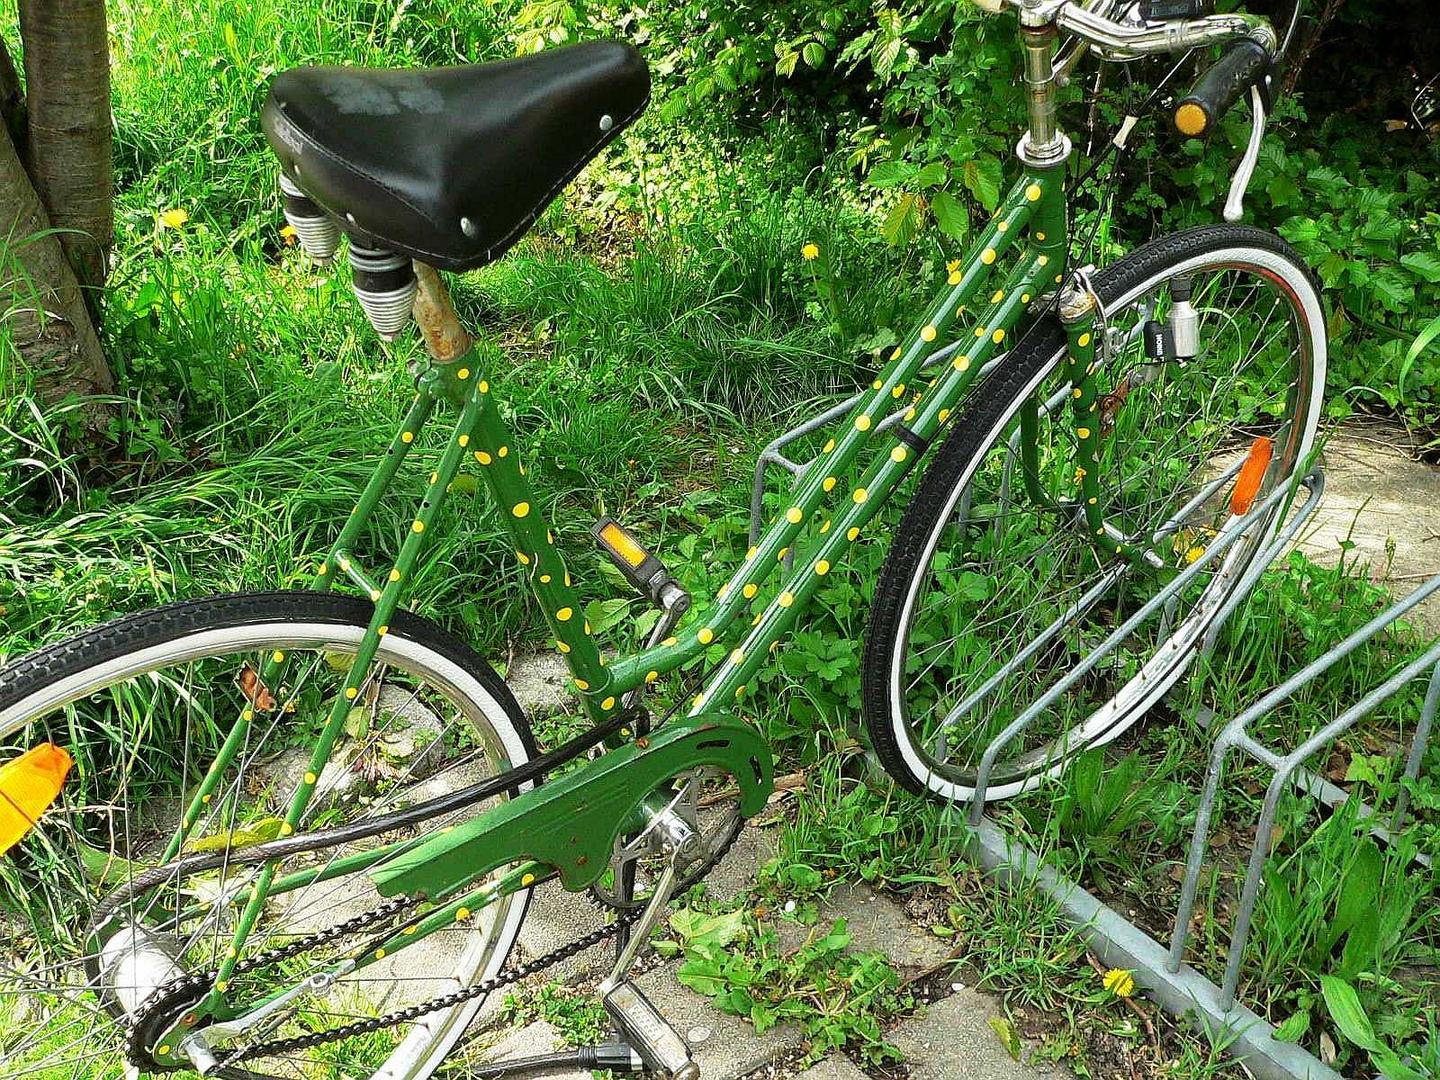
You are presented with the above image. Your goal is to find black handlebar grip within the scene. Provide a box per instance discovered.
[1173,39,1274,138]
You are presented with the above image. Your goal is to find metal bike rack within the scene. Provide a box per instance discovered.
[949,468,1440,1080]
[746,339,1018,571]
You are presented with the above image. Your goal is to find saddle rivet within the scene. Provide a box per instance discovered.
[599,113,614,131]
[460,216,478,238]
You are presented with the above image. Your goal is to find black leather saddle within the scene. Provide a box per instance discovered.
[262,41,650,271]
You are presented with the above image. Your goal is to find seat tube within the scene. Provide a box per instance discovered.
[412,263,619,721]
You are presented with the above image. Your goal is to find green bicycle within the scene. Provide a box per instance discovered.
[0,0,1324,1076]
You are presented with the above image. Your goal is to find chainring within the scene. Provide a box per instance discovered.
[589,767,746,911]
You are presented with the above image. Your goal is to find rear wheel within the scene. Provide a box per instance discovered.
[862,226,1326,804]
[0,592,536,1080]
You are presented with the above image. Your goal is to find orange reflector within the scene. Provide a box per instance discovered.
[598,520,650,570]
[1229,436,1274,516]
[0,743,73,857]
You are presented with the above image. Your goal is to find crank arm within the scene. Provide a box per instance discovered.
[598,847,699,1079]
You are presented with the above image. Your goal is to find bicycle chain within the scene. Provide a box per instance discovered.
[126,893,421,1069]
[127,892,641,1073]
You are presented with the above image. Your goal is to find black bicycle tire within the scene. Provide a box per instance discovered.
[860,224,1324,801]
[0,590,537,764]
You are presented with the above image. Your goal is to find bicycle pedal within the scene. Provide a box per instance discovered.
[592,517,690,615]
[600,979,699,1080]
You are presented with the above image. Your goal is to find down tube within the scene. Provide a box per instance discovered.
[690,251,1052,712]
[608,172,1063,696]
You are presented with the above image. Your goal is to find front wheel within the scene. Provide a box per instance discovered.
[0,592,537,1080]
[862,226,1326,804]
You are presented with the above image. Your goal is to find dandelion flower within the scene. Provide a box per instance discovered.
[159,208,190,230]
[1102,968,1135,998]
[280,223,298,246]
[801,242,820,261]
[1185,546,1205,564]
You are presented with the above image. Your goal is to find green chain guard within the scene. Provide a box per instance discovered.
[370,714,773,900]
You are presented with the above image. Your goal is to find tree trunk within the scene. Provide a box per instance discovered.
[0,117,113,398]
[18,0,112,298]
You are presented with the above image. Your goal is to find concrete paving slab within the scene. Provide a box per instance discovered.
[517,879,610,982]
[505,652,575,718]
[775,883,953,975]
[634,964,803,1080]
[889,991,1064,1078]
[793,1055,871,1080]
[1299,425,1440,632]
[470,1018,590,1077]
[700,825,776,906]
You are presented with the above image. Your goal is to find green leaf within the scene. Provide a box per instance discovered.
[954,571,992,602]
[343,706,370,741]
[1272,1010,1311,1043]
[1369,269,1413,313]
[1397,311,1440,401]
[1343,753,1392,786]
[988,1015,1022,1060]
[75,839,152,887]
[914,162,946,189]
[871,35,902,80]
[675,959,725,996]
[670,907,748,952]
[1267,173,1301,208]
[801,41,826,68]
[1400,251,1440,284]
[1319,975,1380,1052]
[960,154,1003,212]
[583,596,632,636]
[882,193,922,247]
[868,160,914,189]
[931,191,968,240]
[184,817,286,854]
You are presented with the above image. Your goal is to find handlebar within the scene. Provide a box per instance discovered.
[1173,38,1274,138]
[971,0,1276,62]
[971,0,1278,221]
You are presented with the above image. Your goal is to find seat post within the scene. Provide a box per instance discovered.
[412,263,472,364]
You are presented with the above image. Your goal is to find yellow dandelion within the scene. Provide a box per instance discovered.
[159,208,190,230]
[280,223,297,246]
[801,242,820,261]
[1102,968,1136,998]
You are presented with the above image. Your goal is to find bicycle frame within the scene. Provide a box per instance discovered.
[334,167,1092,718]
[155,147,1133,1037]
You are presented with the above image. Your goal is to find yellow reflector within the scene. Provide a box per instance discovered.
[598,521,649,570]
[1175,102,1209,138]
[0,743,73,857]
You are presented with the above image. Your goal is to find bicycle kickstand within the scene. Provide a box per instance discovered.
[597,826,701,1079]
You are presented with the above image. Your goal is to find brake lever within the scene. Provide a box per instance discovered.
[1222,84,1267,223]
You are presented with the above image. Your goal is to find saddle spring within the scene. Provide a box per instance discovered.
[278,174,417,341]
